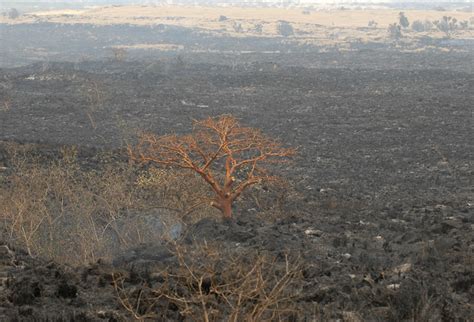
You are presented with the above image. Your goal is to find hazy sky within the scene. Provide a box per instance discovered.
[4,0,468,3]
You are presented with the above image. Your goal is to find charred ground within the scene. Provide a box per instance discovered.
[0,15,473,321]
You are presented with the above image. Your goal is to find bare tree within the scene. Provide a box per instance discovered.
[129,115,295,219]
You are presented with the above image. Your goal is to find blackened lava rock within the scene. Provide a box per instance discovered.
[56,280,77,298]
[185,217,254,243]
[184,218,226,243]
[451,272,474,293]
[112,243,175,275]
[18,306,34,317]
[388,279,426,321]
[8,277,42,305]
[302,285,339,304]
[0,245,14,264]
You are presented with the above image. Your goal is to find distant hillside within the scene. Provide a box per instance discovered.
[2,0,472,13]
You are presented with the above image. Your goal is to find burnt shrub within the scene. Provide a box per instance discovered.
[56,280,78,298]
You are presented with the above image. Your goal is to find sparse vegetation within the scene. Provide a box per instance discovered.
[0,142,209,264]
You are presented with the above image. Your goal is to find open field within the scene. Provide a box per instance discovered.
[3,5,473,29]
[0,5,473,321]
[1,5,473,68]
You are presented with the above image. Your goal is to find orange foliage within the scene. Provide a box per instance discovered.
[129,115,295,218]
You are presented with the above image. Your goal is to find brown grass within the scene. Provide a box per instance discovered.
[0,142,212,265]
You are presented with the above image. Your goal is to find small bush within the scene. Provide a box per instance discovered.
[232,22,243,33]
[434,16,458,37]
[218,15,228,22]
[388,23,402,39]
[8,8,20,19]
[399,12,409,29]
[458,20,469,29]
[411,20,423,32]
[277,21,294,37]
[424,20,434,31]
[411,20,433,32]
[368,20,378,28]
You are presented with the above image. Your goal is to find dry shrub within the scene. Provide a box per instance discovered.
[113,243,302,321]
[0,142,212,265]
[387,279,443,322]
[135,167,214,222]
[0,144,135,264]
[79,79,108,129]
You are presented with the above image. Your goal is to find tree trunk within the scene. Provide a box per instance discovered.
[221,198,233,219]
[213,196,233,219]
